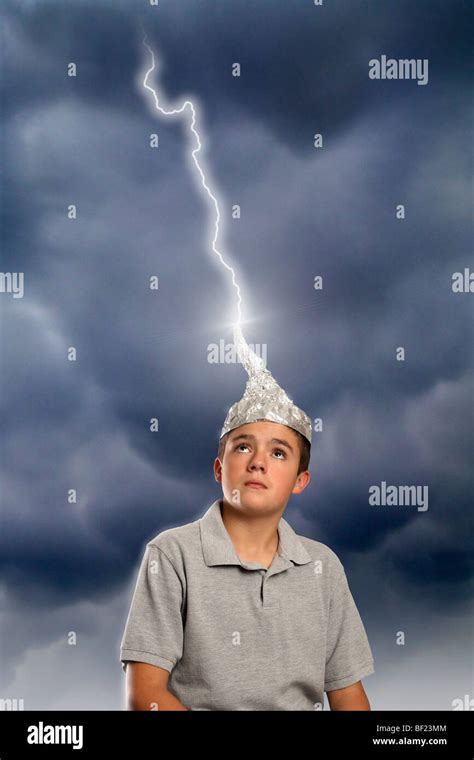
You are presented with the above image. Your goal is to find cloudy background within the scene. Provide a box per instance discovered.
[1,0,472,710]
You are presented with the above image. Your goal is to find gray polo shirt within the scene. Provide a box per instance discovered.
[120,499,375,710]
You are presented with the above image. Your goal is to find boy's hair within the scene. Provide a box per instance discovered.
[217,428,311,476]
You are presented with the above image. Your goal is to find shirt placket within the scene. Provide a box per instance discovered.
[260,555,292,608]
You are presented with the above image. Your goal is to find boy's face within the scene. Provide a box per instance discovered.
[213,420,311,514]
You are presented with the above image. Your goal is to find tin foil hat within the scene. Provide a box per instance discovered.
[220,325,312,444]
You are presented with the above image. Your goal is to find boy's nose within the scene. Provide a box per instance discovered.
[249,461,265,471]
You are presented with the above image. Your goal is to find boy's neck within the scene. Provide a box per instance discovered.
[219,498,282,567]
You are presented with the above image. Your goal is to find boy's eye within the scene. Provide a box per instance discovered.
[234,444,286,459]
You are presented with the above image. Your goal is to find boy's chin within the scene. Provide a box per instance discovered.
[224,491,274,509]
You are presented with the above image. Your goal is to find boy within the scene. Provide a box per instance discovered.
[120,330,375,710]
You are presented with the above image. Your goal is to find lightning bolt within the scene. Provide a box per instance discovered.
[138,25,265,374]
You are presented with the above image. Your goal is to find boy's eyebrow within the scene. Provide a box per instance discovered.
[229,433,295,454]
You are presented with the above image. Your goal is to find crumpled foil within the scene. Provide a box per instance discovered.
[219,324,312,444]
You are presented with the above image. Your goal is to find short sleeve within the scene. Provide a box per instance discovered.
[324,560,375,692]
[120,543,185,674]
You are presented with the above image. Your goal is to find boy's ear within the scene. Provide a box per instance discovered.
[292,470,311,494]
[213,457,223,482]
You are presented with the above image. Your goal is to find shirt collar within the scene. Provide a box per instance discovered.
[199,499,313,575]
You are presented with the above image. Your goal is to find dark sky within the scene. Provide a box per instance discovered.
[1,0,472,709]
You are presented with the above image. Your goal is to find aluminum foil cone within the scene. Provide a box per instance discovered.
[219,324,312,444]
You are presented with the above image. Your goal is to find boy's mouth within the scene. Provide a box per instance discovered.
[244,480,268,489]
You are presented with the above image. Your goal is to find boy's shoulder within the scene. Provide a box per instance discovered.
[144,513,201,565]
[294,532,346,574]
